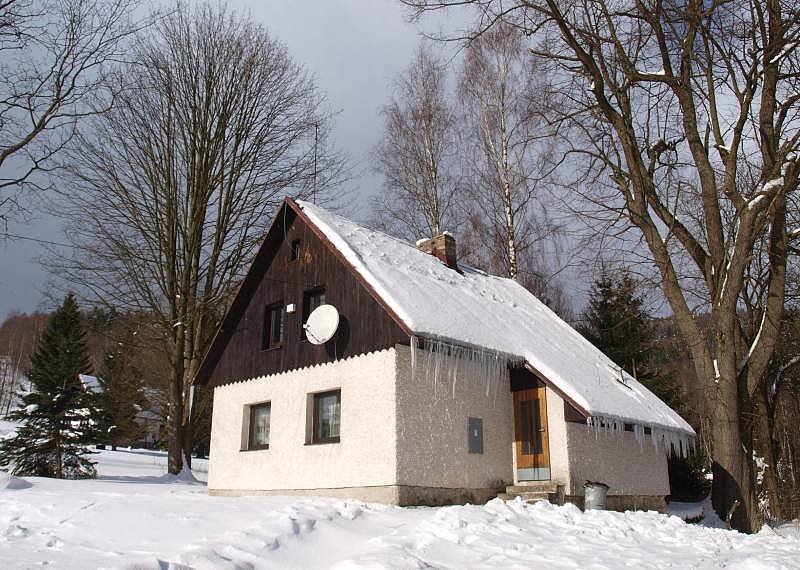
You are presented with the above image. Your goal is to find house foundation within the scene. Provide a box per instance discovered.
[209,484,502,506]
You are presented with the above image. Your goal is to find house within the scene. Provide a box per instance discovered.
[134,388,166,449]
[78,375,165,449]
[193,198,695,510]
[78,374,103,394]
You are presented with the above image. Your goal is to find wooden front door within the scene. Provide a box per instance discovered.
[513,386,551,481]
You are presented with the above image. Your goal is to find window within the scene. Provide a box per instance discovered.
[624,423,652,436]
[312,389,340,444]
[247,402,271,450]
[290,239,302,261]
[263,303,285,350]
[468,417,484,454]
[300,287,326,339]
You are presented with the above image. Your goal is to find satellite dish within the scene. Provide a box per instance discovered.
[303,304,340,345]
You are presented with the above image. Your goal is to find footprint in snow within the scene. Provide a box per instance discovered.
[2,524,30,539]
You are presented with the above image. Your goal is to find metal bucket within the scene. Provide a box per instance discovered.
[583,480,609,510]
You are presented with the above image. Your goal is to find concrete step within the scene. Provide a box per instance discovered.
[498,492,552,503]
[509,492,552,502]
[505,483,558,494]
[499,482,565,505]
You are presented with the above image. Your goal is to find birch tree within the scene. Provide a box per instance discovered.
[0,0,141,223]
[52,2,343,474]
[402,0,800,531]
[459,22,555,281]
[374,44,462,239]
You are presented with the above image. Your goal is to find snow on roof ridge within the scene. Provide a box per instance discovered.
[296,199,694,437]
[296,200,417,327]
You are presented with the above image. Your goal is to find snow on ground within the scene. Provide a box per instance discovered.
[0,449,798,569]
[0,418,17,439]
[668,498,725,527]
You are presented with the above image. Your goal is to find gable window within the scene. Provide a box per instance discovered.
[290,239,302,261]
[300,286,326,338]
[262,303,285,350]
[312,389,340,443]
[247,402,271,450]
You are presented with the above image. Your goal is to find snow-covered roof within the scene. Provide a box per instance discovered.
[78,374,103,394]
[297,200,694,438]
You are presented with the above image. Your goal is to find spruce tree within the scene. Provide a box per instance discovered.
[578,272,658,384]
[578,271,681,406]
[0,294,99,479]
[98,331,145,450]
[579,270,709,500]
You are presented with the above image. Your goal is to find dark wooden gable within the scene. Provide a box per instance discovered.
[195,199,411,388]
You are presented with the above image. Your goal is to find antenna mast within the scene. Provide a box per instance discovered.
[312,122,319,204]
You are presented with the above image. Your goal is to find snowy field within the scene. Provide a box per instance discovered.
[0,448,798,569]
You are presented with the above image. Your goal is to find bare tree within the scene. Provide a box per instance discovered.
[0,310,47,414]
[51,2,344,474]
[458,22,558,281]
[0,354,24,415]
[403,0,800,531]
[0,0,141,224]
[374,44,462,239]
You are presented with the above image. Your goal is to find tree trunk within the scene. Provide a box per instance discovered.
[710,412,754,531]
[706,348,763,533]
[168,410,184,475]
[753,381,783,521]
[167,363,185,475]
[182,415,194,471]
[55,435,63,479]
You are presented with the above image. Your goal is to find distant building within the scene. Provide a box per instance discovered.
[78,374,165,449]
[135,388,165,449]
[78,374,103,394]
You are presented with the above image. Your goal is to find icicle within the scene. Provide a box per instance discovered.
[450,348,458,398]
[409,336,514,401]
[633,423,645,450]
[433,341,442,397]
[410,336,418,383]
[585,414,693,459]
[424,340,434,385]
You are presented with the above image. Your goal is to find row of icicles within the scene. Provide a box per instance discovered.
[409,335,519,400]
[409,335,693,457]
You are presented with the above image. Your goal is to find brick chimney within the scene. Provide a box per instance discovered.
[416,232,458,271]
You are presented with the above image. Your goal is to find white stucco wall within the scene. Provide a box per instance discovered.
[564,423,670,496]
[394,345,514,490]
[208,349,398,492]
[208,342,668,501]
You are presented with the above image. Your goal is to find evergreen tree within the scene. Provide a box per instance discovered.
[0,294,99,478]
[579,270,709,500]
[98,329,146,450]
[578,271,681,407]
[579,272,657,382]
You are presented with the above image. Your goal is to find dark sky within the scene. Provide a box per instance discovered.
[0,0,455,320]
